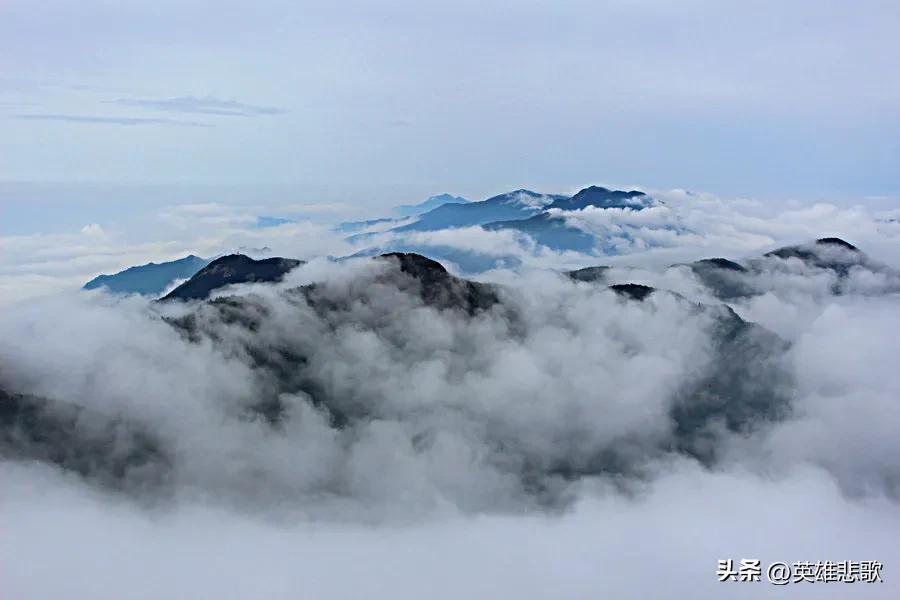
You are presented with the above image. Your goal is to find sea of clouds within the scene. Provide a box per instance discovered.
[1,190,898,598]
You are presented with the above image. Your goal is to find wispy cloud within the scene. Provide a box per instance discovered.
[109,96,286,117]
[0,77,139,96]
[10,114,208,127]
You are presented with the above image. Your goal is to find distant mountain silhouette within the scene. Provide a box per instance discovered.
[691,258,746,272]
[547,186,648,211]
[684,257,755,299]
[763,237,864,274]
[161,254,302,301]
[566,265,610,283]
[256,216,294,228]
[336,217,398,233]
[563,237,900,301]
[83,255,209,296]
[568,237,900,300]
[484,212,596,252]
[392,189,566,233]
[381,186,654,253]
[608,283,656,301]
[395,193,470,217]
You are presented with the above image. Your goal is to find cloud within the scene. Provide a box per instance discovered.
[281,202,358,216]
[2,460,897,600]
[2,190,900,597]
[80,223,104,235]
[348,191,900,278]
[3,188,899,311]
[0,243,896,508]
[0,208,352,308]
[10,113,208,127]
[1,237,899,597]
[2,2,899,192]
[110,96,286,117]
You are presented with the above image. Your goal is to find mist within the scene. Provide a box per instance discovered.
[1,228,899,596]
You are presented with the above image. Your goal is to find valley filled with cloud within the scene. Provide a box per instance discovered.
[1,184,898,598]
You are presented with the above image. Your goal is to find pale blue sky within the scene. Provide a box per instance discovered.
[1,0,899,218]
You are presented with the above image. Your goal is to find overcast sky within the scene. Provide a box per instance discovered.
[1,0,899,204]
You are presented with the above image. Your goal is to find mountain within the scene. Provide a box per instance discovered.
[3,249,797,492]
[481,187,654,251]
[368,253,499,314]
[683,257,756,300]
[396,186,650,235]
[0,388,167,490]
[171,250,792,447]
[211,246,273,260]
[762,236,866,275]
[174,250,790,455]
[566,265,610,283]
[336,217,398,233]
[161,254,303,301]
[484,212,596,252]
[546,186,649,211]
[394,193,470,217]
[568,237,900,301]
[392,189,567,233]
[83,255,209,296]
[375,186,656,255]
[348,243,522,273]
[256,216,295,228]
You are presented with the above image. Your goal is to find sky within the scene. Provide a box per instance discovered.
[1,0,899,304]
[2,4,900,596]
[1,0,899,206]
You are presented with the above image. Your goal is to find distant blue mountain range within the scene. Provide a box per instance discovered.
[83,255,210,296]
[335,217,398,234]
[83,185,656,293]
[256,216,295,228]
[392,190,568,233]
[547,186,647,211]
[479,187,649,252]
[394,193,469,217]
[336,194,470,233]
[484,212,596,253]
[356,185,654,263]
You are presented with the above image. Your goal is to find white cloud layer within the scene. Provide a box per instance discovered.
[1,190,899,598]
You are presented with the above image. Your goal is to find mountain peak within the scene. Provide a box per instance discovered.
[694,258,747,272]
[573,184,645,197]
[815,237,858,251]
[161,254,302,301]
[83,254,209,296]
[370,253,498,314]
[576,185,611,194]
[609,283,656,301]
[395,194,469,217]
[378,252,449,277]
[428,193,462,202]
[766,237,863,263]
[484,189,546,203]
[549,186,650,211]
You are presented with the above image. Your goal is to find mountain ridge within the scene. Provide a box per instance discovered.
[83,255,209,296]
[160,254,303,301]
